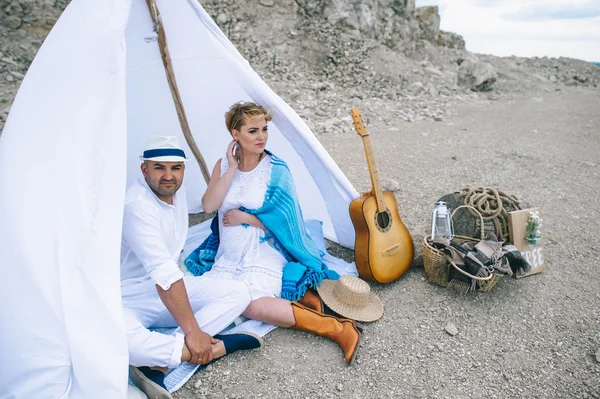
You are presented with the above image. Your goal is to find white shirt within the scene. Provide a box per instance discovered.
[120,177,187,291]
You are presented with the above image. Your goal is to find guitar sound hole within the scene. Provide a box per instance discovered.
[375,209,392,232]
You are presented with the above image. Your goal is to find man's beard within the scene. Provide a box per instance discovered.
[148,178,180,199]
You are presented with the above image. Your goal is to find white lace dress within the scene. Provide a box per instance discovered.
[202,154,288,299]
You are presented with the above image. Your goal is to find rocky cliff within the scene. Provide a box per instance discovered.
[1,0,599,131]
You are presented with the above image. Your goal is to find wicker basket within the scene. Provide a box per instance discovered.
[423,205,501,292]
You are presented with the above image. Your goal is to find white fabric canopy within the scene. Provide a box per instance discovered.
[0,1,131,398]
[124,0,358,245]
[0,0,358,397]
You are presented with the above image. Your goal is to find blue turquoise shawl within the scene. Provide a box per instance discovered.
[184,154,339,301]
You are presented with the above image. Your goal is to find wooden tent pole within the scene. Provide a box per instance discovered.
[145,0,211,184]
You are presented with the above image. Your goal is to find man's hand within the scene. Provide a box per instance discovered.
[185,329,218,365]
[156,280,218,365]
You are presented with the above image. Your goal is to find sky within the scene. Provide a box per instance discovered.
[415,0,600,62]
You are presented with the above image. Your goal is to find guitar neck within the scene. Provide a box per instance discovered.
[360,135,386,212]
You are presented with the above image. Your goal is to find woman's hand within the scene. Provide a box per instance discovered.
[226,140,238,170]
[222,209,248,227]
[223,210,266,230]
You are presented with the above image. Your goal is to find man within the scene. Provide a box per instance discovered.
[121,136,260,398]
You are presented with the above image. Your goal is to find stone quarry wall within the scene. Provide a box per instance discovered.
[1,0,598,131]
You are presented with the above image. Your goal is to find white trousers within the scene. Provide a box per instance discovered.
[122,276,251,369]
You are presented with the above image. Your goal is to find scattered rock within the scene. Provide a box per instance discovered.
[216,13,228,24]
[444,323,459,336]
[259,0,274,6]
[409,81,425,95]
[457,52,480,66]
[424,66,444,77]
[1,57,20,66]
[428,85,439,96]
[596,348,600,363]
[9,71,24,79]
[381,178,400,192]
[439,30,465,49]
[457,59,497,91]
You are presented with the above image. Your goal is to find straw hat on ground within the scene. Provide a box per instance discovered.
[316,275,383,322]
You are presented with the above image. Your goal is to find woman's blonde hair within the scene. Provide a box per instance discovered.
[225,102,273,134]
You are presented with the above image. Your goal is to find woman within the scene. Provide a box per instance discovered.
[185,102,361,364]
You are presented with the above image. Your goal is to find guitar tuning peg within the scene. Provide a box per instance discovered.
[366,118,370,128]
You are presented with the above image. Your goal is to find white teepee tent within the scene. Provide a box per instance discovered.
[0,0,358,397]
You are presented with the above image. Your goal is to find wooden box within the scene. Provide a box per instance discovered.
[507,208,544,278]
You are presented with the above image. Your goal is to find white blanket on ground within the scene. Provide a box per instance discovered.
[135,218,357,393]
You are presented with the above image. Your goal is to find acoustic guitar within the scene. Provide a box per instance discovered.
[349,108,414,283]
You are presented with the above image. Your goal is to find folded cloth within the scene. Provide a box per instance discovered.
[446,241,491,293]
[502,243,531,275]
[442,233,531,292]
[474,234,511,276]
[474,233,530,275]
[185,153,340,301]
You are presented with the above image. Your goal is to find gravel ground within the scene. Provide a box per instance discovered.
[178,86,600,399]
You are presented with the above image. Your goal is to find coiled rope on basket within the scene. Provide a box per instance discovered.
[459,186,522,241]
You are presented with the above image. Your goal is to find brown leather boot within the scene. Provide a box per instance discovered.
[298,289,324,313]
[290,302,361,364]
[298,292,364,333]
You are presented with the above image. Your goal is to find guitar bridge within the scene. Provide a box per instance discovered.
[382,242,402,257]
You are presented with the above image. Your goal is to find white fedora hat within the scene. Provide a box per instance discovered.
[316,275,384,322]
[139,135,188,162]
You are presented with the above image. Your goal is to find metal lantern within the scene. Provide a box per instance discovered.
[431,201,454,241]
